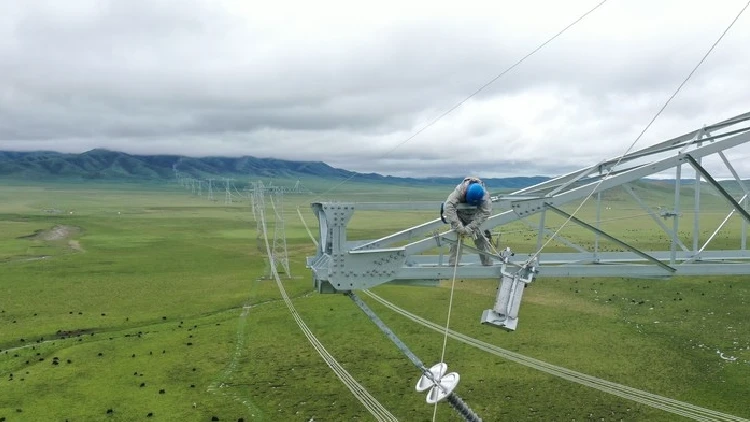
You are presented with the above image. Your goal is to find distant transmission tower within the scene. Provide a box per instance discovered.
[252,181,267,261]
[269,190,291,278]
[207,179,214,201]
[197,180,202,196]
[250,181,262,223]
[224,178,234,204]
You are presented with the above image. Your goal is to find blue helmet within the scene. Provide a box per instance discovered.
[465,183,485,205]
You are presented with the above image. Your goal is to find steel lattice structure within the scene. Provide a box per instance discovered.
[305,112,750,328]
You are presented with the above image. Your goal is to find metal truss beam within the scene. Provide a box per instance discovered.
[685,154,750,226]
[398,127,750,257]
[509,112,750,198]
[543,204,676,274]
[307,112,750,295]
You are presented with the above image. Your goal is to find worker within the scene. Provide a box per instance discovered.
[443,176,493,266]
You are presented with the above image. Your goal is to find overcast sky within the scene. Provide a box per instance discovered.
[1,0,749,178]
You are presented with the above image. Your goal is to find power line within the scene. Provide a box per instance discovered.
[256,189,397,421]
[522,0,750,269]
[301,0,611,206]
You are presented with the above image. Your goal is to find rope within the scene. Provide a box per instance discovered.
[519,0,750,273]
[348,291,483,422]
[433,238,463,421]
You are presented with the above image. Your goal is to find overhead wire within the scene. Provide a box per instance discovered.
[288,1,750,419]
[258,194,398,422]
[521,0,750,271]
[299,0,612,207]
[364,290,750,422]
[292,208,748,421]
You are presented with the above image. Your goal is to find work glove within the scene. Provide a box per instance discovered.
[455,225,470,237]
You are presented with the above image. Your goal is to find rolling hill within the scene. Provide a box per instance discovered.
[0,149,550,188]
[2,149,745,196]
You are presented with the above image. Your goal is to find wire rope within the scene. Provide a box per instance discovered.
[297,0,612,207]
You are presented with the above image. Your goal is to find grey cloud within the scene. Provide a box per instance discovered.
[1,0,749,179]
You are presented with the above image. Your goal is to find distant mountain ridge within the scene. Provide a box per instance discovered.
[0,149,551,188]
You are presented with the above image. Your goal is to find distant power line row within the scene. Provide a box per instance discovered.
[172,170,311,204]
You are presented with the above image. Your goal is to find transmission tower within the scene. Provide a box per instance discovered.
[224,178,234,204]
[252,181,266,253]
[250,181,261,222]
[269,190,291,278]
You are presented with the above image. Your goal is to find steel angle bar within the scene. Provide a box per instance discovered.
[338,213,442,252]
[404,210,520,256]
[352,202,443,211]
[598,118,750,168]
[709,110,750,130]
[621,184,690,253]
[507,123,721,197]
[395,266,504,279]
[517,250,750,262]
[351,203,483,251]
[353,201,486,211]
[508,130,750,219]
[535,263,750,278]
[544,205,676,274]
[547,165,605,196]
[684,154,750,226]
[504,124,721,197]
[507,167,599,196]
[406,249,750,268]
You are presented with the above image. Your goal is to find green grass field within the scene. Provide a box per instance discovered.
[1,179,749,421]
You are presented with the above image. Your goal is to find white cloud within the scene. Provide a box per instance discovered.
[1,0,749,179]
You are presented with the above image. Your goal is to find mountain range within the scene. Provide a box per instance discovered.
[0,149,550,188]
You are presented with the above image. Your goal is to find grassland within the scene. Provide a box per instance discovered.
[1,179,749,421]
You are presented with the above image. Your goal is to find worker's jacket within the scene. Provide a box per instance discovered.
[443,176,492,230]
